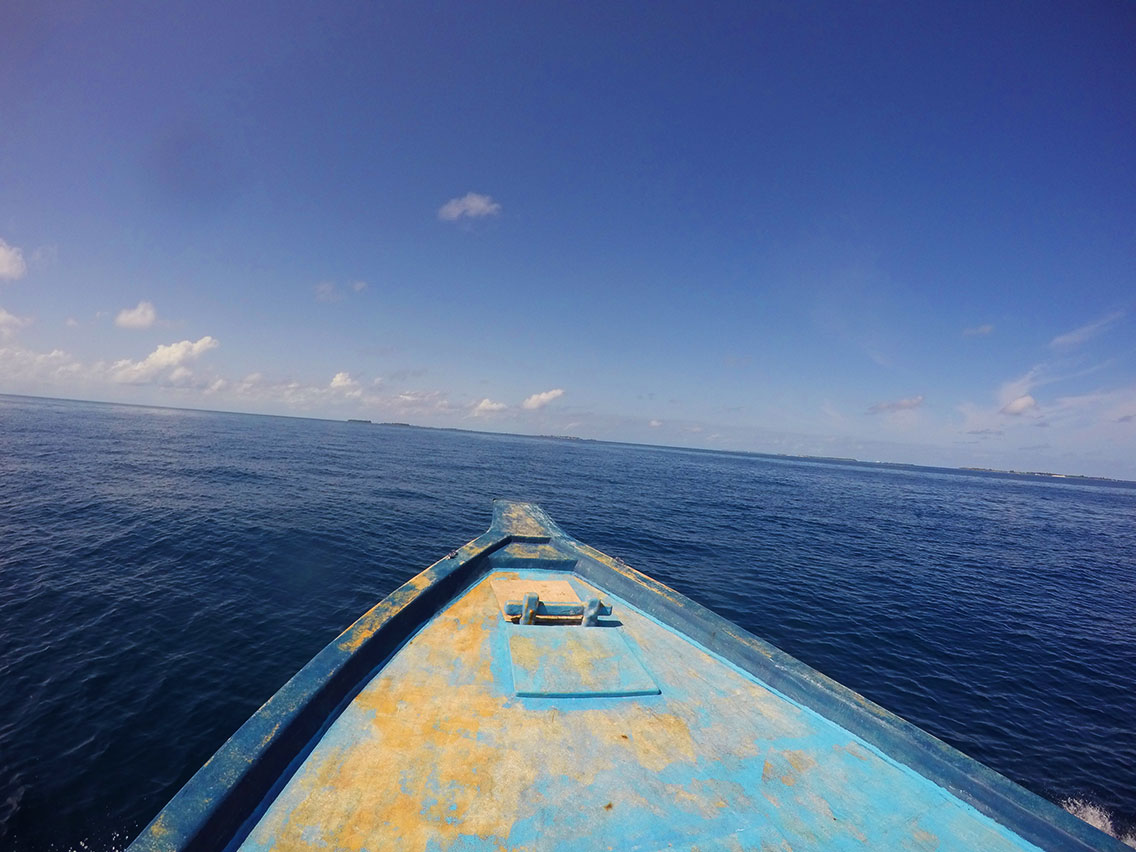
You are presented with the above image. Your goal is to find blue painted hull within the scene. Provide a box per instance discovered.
[127,502,1123,851]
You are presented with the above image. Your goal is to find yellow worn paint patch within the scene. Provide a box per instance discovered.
[488,577,580,616]
[334,536,503,654]
[258,723,280,749]
[499,504,550,538]
[785,750,816,773]
[659,779,754,820]
[148,813,169,837]
[497,542,570,561]
[241,569,1035,852]
[256,601,514,848]
[246,574,762,849]
[833,741,871,762]
[335,569,435,653]
[627,709,698,772]
[763,758,777,784]
[507,629,641,694]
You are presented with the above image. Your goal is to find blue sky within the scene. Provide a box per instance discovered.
[2,1,1134,477]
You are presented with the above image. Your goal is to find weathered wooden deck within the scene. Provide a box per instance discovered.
[129,502,1121,852]
[238,567,1040,851]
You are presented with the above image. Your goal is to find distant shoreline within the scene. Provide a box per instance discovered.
[0,393,1129,485]
[957,467,1122,483]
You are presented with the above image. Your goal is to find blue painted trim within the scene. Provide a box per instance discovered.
[127,501,1125,852]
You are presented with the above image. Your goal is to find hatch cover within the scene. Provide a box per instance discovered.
[507,627,660,698]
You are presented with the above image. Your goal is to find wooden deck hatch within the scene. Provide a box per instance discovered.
[489,577,611,625]
[507,626,660,697]
[487,577,660,697]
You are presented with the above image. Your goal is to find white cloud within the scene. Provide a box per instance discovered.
[115,301,157,329]
[317,280,367,301]
[962,362,1113,434]
[963,324,994,337]
[649,419,663,428]
[1049,311,1124,349]
[438,192,502,222]
[1000,394,1038,416]
[998,366,1043,407]
[236,372,263,394]
[111,336,219,383]
[472,398,507,416]
[330,371,357,389]
[391,389,455,416]
[315,281,340,302]
[522,388,564,410]
[867,394,924,414]
[993,364,1110,415]
[330,371,362,398]
[331,372,361,399]
[224,371,346,409]
[212,378,445,416]
[0,344,82,384]
[0,239,27,280]
[65,317,79,328]
[1048,386,1136,428]
[0,306,31,338]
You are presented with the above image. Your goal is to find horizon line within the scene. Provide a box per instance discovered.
[2,391,1131,487]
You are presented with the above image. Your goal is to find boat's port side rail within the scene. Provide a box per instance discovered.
[127,529,523,852]
[563,536,1125,852]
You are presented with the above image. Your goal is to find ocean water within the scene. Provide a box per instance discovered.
[1,393,1134,851]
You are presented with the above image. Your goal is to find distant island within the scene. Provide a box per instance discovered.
[336,417,1126,482]
[959,467,1121,482]
[346,419,416,427]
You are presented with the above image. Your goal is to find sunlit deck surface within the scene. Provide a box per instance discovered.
[238,567,1039,852]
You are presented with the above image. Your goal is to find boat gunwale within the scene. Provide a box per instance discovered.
[561,536,1124,851]
[127,501,1125,852]
[126,525,512,852]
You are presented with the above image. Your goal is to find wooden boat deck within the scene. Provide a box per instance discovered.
[237,566,1040,851]
[129,503,1120,852]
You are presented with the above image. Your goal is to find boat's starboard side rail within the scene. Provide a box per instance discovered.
[555,528,1123,852]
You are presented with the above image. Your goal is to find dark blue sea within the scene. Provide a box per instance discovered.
[1,394,1134,850]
